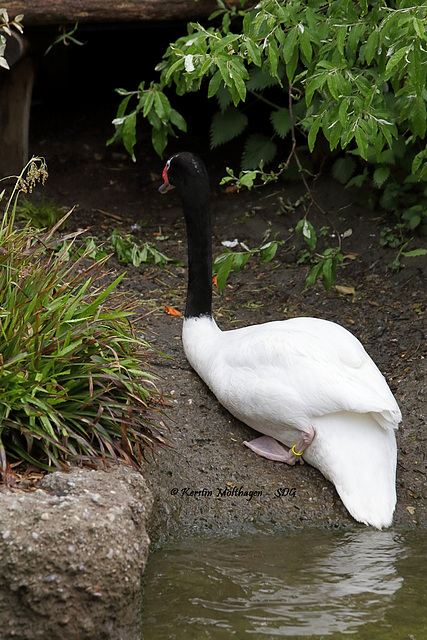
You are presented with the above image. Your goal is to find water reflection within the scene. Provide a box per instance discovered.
[142,529,427,639]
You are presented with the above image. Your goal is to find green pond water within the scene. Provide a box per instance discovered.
[141,529,426,639]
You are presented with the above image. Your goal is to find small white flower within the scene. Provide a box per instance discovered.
[184,54,195,73]
[222,239,239,248]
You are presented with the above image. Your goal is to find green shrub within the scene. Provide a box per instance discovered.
[110,229,182,268]
[0,159,167,484]
[213,234,282,291]
[109,0,427,288]
[110,0,427,183]
[17,195,66,229]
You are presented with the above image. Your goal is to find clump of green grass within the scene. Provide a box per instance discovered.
[17,195,66,229]
[0,158,167,484]
[111,229,183,268]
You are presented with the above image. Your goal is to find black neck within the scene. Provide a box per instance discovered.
[181,188,213,319]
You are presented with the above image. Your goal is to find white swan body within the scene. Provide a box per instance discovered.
[160,151,401,529]
[183,315,400,529]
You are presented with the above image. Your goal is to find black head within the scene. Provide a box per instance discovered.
[159,152,209,196]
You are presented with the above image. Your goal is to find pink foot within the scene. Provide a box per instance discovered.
[243,428,315,466]
[243,435,293,462]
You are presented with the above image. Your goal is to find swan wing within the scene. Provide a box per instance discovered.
[183,316,401,434]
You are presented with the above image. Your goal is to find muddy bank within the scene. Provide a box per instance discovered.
[143,352,427,544]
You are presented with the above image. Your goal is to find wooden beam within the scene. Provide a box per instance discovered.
[0,57,34,177]
[4,1,219,26]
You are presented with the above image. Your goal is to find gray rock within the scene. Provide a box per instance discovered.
[0,466,152,640]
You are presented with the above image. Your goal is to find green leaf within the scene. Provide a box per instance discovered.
[210,107,248,148]
[246,67,279,91]
[242,134,276,170]
[409,42,423,95]
[239,172,257,188]
[373,166,390,188]
[385,45,408,78]
[327,74,339,100]
[214,83,232,112]
[346,24,365,61]
[346,168,368,188]
[336,26,346,57]
[332,156,356,184]
[122,112,137,161]
[410,96,427,138]
[270,108,291,139]
[298,25,312,63]
[211,32,240,55]
[260,241,278,263]
[208,70,223,99]
[170,109,187,132]
[365,30,378,65]
[308,116,322,153]
[267,38,279,75]
[142,90,155,118]
[286,46,299,84]
[214,253,234,292]
[154,92,171,121]
[402,248,427,257]
[321,258,334,291]
[407,214,421,229]
[232,252,250,271]
[338,99,348,127]
[413,17,425,40]
[412,147,427,175]
[116,93,132,118]
[355,126,368,160]
[297,219,317,252]
[151,126,168,157]
[217,57,233,88]
[245,37,261,67]
[305,74,326,106]
[283,27,298,64]
[165,57,185,83]
[229,61,247,103]
[325,119,342,151]
[306,261,323,287]
[243,11,252,36]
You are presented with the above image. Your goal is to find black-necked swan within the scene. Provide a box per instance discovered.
[159,151,401,529]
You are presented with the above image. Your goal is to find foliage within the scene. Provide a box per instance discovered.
[0,8,24,70]
[110,0,427,289]
[56,235,109,262]
[0,159,167,483]
[111,0,427,178]
[213,233,282,291]
[295,219,344,291]
[45,22,85,56]
[379,222,427,270]
[17,195,66,229]
[107,83,187,160]
[110,229,183,268]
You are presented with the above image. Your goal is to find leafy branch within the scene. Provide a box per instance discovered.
[0,8,24,70]
[109,0,427,288]
[213,234,283,292]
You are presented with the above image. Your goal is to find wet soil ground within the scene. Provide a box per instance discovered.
[24,97,427,541]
